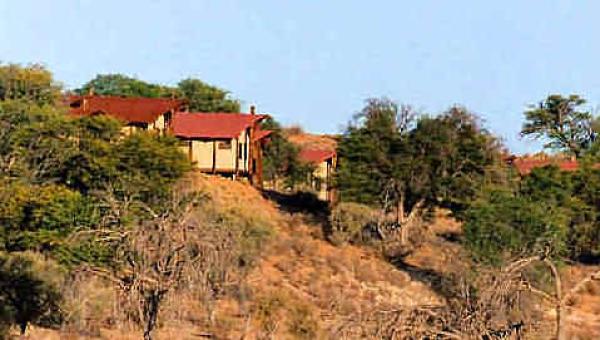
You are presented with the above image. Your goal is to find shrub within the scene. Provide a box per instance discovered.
[252,290,319,339]
[329,202,376,245]
[287,301,319,339]
[464,188,570,265]
[0,252,65,334]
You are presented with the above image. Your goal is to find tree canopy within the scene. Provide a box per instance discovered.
[336,98,501,218]
[0,63,61,106]
[522,94,598,157]
[465,165,600,265]
[76,74,241,112]
[261,117,313,190]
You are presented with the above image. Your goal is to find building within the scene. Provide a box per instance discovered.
[172,112,271,186]
[298,148,337,202]
[68,95,185,135]
[506,155,600,175]
[68,95,273,187]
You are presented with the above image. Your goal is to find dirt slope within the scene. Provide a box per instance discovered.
[24,175,600,339]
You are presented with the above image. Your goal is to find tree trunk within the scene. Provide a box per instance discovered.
[544,259,566,340]
[143,291,163,340]
[396,196,405,225]
[399,199,425,246]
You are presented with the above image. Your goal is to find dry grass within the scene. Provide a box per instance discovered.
[22,178,600,339]
[287,132,338,152]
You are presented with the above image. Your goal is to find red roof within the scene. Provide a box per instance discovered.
[253,128,272,141]
[69,95,184,124]
[173,112,267,139]
[513,159,580,175]
[298,149,336,164]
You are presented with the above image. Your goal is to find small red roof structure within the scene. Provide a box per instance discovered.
[69,95,184,124]
[298,149,336,164]
[172,112,268,139]
[510,158,600,175]
[253,128,273,142]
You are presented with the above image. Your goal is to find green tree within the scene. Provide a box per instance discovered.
[111,133,191,210]
[465,166,600,264]
[336,98,403,205]
[76,74,241,112]
[464,186,570,265]
[261,117,313,190]
[0,63,61,106]
[522,94,597,157]
[0,252,64,335]
[177,78,240,112]
[76,74,174,98]
[0,97,191,262]
[0,182,96,254]
[336,100,500,247]
[0,102,78,183]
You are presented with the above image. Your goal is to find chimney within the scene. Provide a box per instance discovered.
[250,105,256,115]
[88,86,95,96]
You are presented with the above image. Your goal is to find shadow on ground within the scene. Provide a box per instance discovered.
[388,256,464,300]
[261,190,332,235]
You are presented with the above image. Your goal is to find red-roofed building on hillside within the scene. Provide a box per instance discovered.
[68,95,185,135]
[298,148,337,202]
[506,156,600,175]
[512,159,579,175]
[172,112,271,186]
[68,95,273,187]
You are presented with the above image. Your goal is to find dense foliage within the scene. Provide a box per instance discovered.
[465,165,600,264]
[76,74,241,112]
[261,117,314,190]
[0,252,65,335]
[336,98,501,219]
[465,95,600,265]
[0,63,61,106]
[0,65,192,335]
[522,94,598,157]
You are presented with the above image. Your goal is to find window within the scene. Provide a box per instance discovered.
[218,140,232,150]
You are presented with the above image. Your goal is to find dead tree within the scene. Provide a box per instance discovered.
[80,190,204,340]
[501,253,600,340]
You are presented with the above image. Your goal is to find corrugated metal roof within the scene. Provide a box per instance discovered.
[172,112,267,139]
[298,149,336,164]
[69,95,184,124]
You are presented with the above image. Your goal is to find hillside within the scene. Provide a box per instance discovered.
[286,131,338,152]
[23,175,600,339]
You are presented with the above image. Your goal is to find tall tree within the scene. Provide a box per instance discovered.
[75,74,174,98]
[336,98,405,205]
[76,74,241,112]
[0,63,61,106]
[177,78,240,112]
[521,94,597,157]
[261,117,312,190]
[336,100,500,248]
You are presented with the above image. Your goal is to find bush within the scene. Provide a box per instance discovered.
[252,290,319,339]
[329,202,376,245]
[0,252,65,334]
[464,187,570,265]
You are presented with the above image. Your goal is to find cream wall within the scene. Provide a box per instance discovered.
[215,139,236,170]
[192,140,215,169]
[314,161,330,201]
[149,114,166,133]
[237,129,250,172]
[182,128,253,173]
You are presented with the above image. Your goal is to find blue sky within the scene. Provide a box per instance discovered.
[2,0,600,153]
